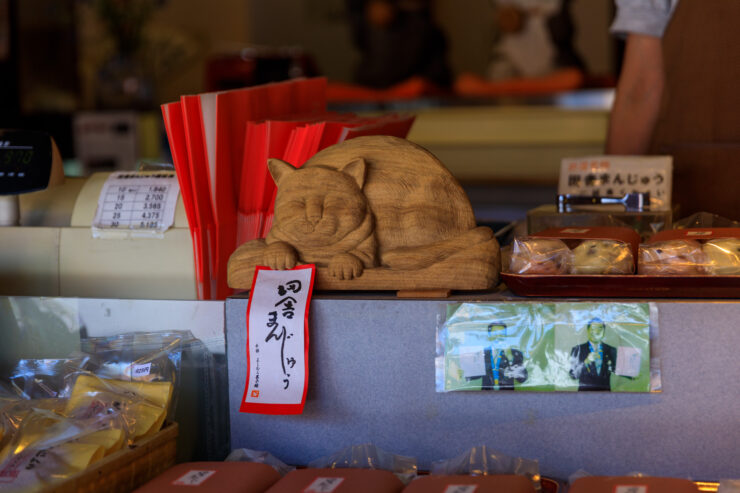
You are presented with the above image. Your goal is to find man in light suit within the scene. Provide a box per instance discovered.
[569,318,616,391]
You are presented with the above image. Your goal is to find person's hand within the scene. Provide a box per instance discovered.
[504,365,526,379]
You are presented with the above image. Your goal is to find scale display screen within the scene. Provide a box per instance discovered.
[0,129,54,195]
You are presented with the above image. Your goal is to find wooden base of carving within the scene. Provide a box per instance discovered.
[396,289,451,298]
[227,233,500,292]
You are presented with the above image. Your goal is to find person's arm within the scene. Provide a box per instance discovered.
[605,33,665,155]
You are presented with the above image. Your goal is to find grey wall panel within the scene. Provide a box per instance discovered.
[227,296,740,480]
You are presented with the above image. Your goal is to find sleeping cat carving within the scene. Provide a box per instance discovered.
[228,136,500,291]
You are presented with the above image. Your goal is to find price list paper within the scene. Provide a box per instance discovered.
[241,265,315,415]
[92,172,180,238]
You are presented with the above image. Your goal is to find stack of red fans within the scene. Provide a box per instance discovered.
[161,77,415,299]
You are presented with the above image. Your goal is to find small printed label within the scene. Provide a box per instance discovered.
[561,228,590,234]
[686,231,712,236]
[132,363,152,377]
[614,485,647,493]
[303,477,345,492]
[172,470,216,486]
[615,346,642,378]
[459,347,486,378]
[444,485,479,493]
[92,171,180,238]
[0,450,27,481]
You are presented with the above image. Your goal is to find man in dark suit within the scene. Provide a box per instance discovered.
[569,318,617,391]
[481,322,528,390]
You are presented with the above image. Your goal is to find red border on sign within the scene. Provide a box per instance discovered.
[240,264,315,415]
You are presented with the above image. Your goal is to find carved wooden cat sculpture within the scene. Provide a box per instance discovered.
[227,136,500,291]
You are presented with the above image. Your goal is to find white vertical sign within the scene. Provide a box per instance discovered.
[241,265,315,414]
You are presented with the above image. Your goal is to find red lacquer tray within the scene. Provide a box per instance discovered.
[501,273,740,298]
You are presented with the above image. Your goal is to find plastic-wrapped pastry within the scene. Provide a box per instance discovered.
[508,238,572,275]
[702,238,740,275]
[571,239,635,274]
[638,240,706,275]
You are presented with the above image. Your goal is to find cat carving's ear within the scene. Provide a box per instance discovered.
[267,158,295,186]
[340,158,367,190]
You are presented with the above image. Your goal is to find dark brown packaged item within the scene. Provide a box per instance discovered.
[639,227,740,275]
[265,468,404,493]
[568,475,699,493]
[638,239,706,275]
[134,461,281,493]
[401,474,536,492]
[504,227,640,276]
[507,238,573,275]
[501,225,740,297]
[538,227,641,272]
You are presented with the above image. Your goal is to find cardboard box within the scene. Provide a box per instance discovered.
[265,468,404,493]
[647,227,740,243]
[527,204,671,242]
[568,476,699,493]
[134,461,280,493]
[640,228,740,276]
[401,474,536,492]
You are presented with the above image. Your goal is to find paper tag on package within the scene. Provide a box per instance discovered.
[559,156,672,211]
[304,477,345,492]
[616,346,642,378]
[444,486,479,493]
[615,486,647,493]
[241,265,315,415]
[172,470,216,486]
[458,347,486,378]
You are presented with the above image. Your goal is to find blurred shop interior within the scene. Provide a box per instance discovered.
[0,0,621,433]
[0,0,619,227]
[4,4,740,488]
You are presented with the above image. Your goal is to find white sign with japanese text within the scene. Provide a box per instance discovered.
[241,265,315,414]
[559,156,672,211]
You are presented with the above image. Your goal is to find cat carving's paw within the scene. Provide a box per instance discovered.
[328,253,363,280]
[263,242,298,270]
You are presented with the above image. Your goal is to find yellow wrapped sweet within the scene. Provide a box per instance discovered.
[0,440,105,492]
[0,409,67,465]
[0,373,173,491]
[64,374,173,441]
[75,427,125,456]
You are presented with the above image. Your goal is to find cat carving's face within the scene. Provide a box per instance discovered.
[269,158,370,248]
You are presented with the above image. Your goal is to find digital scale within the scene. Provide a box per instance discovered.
[0,129,195,299]
[0,129,64,225]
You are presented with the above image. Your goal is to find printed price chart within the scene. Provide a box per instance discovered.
[92,172,180,237]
